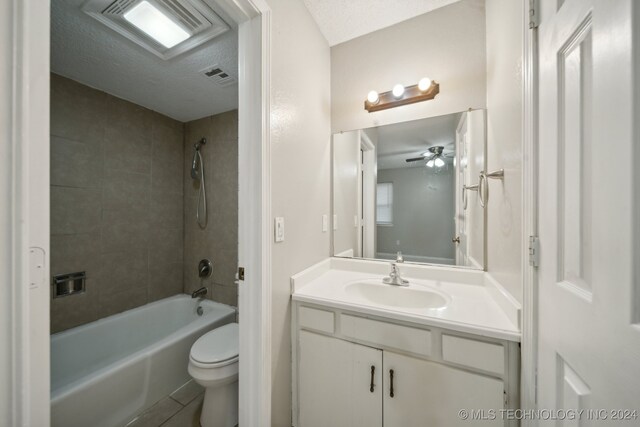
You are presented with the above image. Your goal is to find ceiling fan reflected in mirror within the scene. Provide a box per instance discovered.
[405,146,454,169]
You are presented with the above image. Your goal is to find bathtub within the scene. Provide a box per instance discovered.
[51,294,236,427]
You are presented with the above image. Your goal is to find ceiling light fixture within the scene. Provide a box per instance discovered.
[364,77,439,113]
[124,1,191,48]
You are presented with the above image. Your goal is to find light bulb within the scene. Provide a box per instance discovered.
[426,159,435,168]
[367,90,379,104]
[434,157,445,168]
[418,77,432,91]
[392,84,405,98]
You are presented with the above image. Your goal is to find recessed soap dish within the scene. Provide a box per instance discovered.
[52,272,86,298]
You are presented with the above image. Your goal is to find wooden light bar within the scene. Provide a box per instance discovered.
[364,81,440,113]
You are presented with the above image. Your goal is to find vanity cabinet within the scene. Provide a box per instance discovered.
[293,304,519,427]
[298,331,382,427]
[383,351,503,426]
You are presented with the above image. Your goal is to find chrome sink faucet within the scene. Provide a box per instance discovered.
[383,252,409,286]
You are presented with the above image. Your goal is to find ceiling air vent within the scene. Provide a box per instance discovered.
[201,65,236,87]
[82,0,229,60]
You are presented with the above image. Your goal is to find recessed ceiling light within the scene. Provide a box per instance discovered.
[124,1,190,48]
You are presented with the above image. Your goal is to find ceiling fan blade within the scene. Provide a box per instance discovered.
[405,157,426,163]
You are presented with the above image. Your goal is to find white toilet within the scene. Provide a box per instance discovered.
[188,323,239,427]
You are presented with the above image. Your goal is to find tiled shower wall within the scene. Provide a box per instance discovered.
[50,74,185,333]
[183,111,239,306]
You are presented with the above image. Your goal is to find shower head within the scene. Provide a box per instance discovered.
[191,138,207,180]
[194,137,206,150]
[191,151,200,180]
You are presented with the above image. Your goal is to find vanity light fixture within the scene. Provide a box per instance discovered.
[367,90,380,105]
[364,77,439,113]
[123,1,191,48]
[392,84,405,98]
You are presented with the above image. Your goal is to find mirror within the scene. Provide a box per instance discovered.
[332,109,486,269]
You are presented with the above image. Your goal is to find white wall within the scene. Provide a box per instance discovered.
[485,0,524,302]
[331,0,487,133]
[267,0,332,425]
[332,131,360,256]
[377,167,455,262]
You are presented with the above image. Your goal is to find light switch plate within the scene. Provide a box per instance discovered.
[322,214,328,232]
[275,217,285,242]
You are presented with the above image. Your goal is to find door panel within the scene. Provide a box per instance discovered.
[383,351,503,427]
[537,0,640,416]
[298,331,382,427]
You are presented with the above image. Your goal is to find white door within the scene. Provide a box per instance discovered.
[537,0,640,419]
[298,331,383,427]
[383,351,503,426]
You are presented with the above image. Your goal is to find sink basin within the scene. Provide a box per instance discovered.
[345,280,449,310]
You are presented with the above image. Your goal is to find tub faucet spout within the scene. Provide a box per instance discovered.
[192,287,207,299]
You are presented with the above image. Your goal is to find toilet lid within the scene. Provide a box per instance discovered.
[191,323,239,365]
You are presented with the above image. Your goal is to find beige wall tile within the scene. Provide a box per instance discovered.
[50,74,106,143]
[148,262,183,302]
[50,285,99,333]
[183,110,238,307]
[50,135,104,188]
[98,285,148,319]
[51,186,102,235]
[49,74,194,331]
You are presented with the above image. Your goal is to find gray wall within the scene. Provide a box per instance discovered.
[377,166,455,262]
[183,110,238,307]
[50,74,185,333]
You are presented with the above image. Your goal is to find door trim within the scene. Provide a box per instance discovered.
[3,0,51,424]
[521,0,539,421]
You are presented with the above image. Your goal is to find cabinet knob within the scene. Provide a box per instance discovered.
[370,365,375,392]
[389,369,394,398]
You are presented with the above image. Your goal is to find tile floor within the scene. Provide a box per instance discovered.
[125,380,204,427]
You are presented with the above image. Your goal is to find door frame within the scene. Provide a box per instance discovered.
[454,112,468,267]
[2,0,51,425]
[359,131,376,259]
[521,0,539,423]
[4,0,273,425]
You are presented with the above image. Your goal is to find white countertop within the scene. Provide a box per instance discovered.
[291,257,521,342]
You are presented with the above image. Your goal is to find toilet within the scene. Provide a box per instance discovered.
[188,323,239,427]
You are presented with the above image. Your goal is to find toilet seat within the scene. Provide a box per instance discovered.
[190,323,239,369]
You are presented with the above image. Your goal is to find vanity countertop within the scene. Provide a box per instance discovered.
[291,257,521,342]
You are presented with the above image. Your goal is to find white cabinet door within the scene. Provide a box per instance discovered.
[383,351,503,427]
[298,331,383,427]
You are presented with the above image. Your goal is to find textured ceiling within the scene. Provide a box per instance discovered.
[376,112,461,170]
[302,0,462,46]
[52,0,238,122]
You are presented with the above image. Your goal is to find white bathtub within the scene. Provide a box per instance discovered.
[51,294,236,427]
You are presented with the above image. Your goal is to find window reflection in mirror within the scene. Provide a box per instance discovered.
[331,110,486,269]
